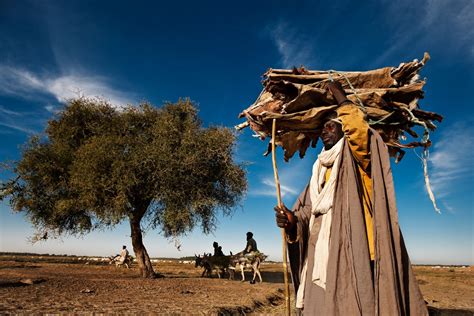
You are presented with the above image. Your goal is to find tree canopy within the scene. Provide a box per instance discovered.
[1,98,247,277]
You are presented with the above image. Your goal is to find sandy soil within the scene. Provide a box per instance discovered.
[0,256,472,315]
[0,259,286,314]
[415,266,474,315]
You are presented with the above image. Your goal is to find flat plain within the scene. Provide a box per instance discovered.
[0,254,472,315]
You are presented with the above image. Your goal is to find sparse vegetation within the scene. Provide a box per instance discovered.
[1,98,247,278]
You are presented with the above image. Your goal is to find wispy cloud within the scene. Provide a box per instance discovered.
[0,105,22,116]
[0,65,135,107]
[0,122,37,135]
[0,105,42,135]
[429,120,474,199]
[0,103,46,135]
[249,152,315,201]
[251,177,299,198]
[267,21,319,69]
[374,0,474,65]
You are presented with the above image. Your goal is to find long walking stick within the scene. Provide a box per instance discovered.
[272,119,291,316]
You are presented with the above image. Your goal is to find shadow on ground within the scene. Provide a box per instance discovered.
[428,307,474,316]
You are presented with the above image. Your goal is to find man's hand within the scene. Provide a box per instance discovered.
[327,81,349,105]
[274,204,297,231]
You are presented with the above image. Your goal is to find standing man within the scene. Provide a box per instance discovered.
[274,82,427,315]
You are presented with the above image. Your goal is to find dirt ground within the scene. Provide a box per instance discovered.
[0,256,472,315]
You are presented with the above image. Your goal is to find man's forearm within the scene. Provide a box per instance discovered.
[328,81,350,106]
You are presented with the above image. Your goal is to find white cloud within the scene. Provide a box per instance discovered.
[268,21,318,69]
[253,177,299,198]
[0,65,135,107]
[44,104,55,113]
[46,75,133,106]
[0,66,43,97]
[428,121,474,198]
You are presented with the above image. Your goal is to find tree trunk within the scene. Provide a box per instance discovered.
[129,216,156,278]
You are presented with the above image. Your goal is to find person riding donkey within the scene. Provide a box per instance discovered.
[242,232,259,259]
[119,245,129,265]
[274,82,428,315]
[213,241,225,256]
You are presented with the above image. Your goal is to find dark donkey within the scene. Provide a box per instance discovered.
[194,253,233,279]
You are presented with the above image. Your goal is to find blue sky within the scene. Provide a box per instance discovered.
[0,0,472,265]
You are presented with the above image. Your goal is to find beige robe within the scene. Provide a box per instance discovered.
[287,128,427,315]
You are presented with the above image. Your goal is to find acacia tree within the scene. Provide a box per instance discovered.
[1,98,247,278]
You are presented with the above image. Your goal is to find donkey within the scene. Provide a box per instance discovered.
[195,253,232,279]
[229,252,267,283]
[109,254,132,269]
[194,254,212,277]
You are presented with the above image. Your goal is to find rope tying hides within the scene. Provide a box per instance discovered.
[327,70,367,115]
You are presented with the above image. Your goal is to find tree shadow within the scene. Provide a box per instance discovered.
[0,279,46,288]
[0,281,31,288]
[227,271,290,284]
[428,307,474,316]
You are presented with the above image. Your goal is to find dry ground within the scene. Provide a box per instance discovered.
[0,255,472,315]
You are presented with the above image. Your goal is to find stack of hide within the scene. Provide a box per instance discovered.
[236,52,443,162]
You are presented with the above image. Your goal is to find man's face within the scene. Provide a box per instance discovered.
[321,120,343,150]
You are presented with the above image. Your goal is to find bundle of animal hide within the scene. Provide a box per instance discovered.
[236,52,443,162]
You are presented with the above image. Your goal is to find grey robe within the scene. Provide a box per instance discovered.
[288,130,427,315]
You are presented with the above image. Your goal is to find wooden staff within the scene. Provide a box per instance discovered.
[272,118,291,316]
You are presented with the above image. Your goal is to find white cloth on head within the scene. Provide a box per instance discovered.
[296,138,344,308]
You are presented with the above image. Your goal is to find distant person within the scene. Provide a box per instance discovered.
[243,232,258,257]
[119,245,129,264]
[213,242,224,256]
